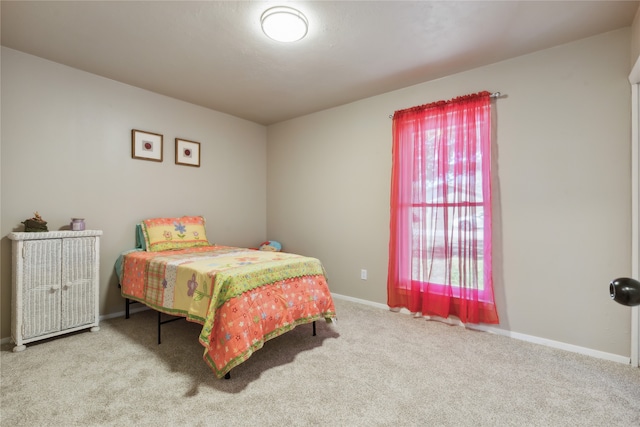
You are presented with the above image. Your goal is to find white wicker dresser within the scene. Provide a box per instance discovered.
[8,230,102,352]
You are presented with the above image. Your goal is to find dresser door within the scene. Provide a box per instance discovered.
[61,237,96,330]
[22,239,62,339]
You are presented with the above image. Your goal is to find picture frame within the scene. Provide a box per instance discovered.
[175,138,201,167]
[131,129,163,162]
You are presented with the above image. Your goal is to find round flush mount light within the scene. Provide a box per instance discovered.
[261,6,308,42]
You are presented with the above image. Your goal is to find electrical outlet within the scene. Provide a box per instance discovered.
[361,269,368,280]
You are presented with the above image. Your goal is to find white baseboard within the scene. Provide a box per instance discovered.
[2,293,630,366]
[332,292,390,310]
[100,304,150,321]
[331,292,631,366]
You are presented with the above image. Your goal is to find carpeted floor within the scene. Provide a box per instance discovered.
[1,297,639,426]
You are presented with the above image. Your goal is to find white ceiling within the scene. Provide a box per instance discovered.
[2,1,638,125]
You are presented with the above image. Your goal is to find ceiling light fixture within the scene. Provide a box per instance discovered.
[261,6,308,43]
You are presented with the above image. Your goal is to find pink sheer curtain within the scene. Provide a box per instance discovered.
[387,91,499,324]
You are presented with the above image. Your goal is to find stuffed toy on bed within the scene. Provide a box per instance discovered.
[259,240,282,252]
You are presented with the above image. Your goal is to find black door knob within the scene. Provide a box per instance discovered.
[610,277,640,307]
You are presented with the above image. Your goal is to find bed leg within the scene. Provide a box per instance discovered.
[313,321,316,336]
[224,372,231,380]
[125,298,130,319]
[158,311,162,345]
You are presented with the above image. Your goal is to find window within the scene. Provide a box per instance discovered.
[387,92,499,324]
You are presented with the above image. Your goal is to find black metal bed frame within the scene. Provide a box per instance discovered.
[124,297,316,379]
[124,298,181,344]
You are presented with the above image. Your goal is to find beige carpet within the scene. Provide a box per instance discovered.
[1,297,639,426]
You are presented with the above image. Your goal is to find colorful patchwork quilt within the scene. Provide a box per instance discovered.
[119,245,336,378]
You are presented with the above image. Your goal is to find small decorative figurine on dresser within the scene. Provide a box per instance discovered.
[21,211,48,232]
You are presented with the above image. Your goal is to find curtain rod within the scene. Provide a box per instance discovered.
[389,91,503,118]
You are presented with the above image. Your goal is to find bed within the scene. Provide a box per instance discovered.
[116,216,337,378]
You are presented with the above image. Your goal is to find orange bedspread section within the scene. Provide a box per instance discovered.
[120,245,336,377]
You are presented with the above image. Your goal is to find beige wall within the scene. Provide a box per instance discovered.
[632,5,640,65]
[1,28,635,360]
[0,47,268,339]
[267,29,633,357]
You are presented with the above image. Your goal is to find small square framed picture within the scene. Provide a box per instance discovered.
[131,129,163,162]
[175,138,201,167]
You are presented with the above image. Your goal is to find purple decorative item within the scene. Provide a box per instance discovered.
[610,277,640,307]
[71,218,85,231]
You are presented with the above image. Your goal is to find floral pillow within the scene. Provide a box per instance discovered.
[140,216,210,252]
